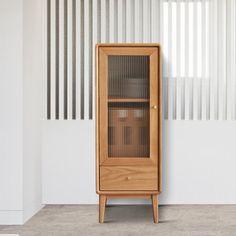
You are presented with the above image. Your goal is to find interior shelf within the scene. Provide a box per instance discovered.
[108,98,149,103]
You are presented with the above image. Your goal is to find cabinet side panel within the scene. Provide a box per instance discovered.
[99,48,108,164]
[96,45,99,192]
[158,46,162,192]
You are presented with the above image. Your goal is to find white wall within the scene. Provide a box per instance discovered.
[1,0,236,226]
[160,121,236,204]
[42,120,236,204]
[0,0,24,224]
[42,121,97,204]
[41,0,235,205]
[0,0,43,225]
[23,0,43,222]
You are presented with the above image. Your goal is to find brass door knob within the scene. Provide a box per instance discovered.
[151,105,157,109]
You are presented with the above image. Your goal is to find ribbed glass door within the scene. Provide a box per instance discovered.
[107,56,150,158]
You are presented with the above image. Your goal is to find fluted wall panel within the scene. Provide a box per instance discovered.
[45,0,236,121]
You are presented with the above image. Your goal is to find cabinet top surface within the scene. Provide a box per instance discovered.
[96,43,161,48]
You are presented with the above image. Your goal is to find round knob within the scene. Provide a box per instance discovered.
[126,176,131,181]
[152,105,157,109]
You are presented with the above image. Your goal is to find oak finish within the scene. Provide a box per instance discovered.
[108,98,149,103]
[99,195,106,223]
[151,194,158,223]
[100,166,157,191]
[96,44,162,223]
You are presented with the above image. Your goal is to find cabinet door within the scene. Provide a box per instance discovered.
[98,46,159,166]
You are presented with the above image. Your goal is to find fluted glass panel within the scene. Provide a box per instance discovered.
[108,55,150,158]
[108,56,149,99]
[108,103,150,158]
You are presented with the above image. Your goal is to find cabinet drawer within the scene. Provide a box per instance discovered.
[100,166,157,191]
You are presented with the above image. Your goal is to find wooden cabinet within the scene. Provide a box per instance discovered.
[96,44,162,223]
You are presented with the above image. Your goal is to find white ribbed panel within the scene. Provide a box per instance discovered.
[143,0,150,43]
[167,0,173,120]
[76,0,81,119]
[184,0,190,120]
[201,0,206,120]
[151,0,158,42]
[92,0,97,117]
[43,0,47,120]
[134,0,140,42]
[100,0,106,43]
[50,0,56,120]
[176,0,181,120]
[230,0,236,120]
[67,0,72,119]
[126,0,132,42]
[117,0,123,42]
[59,0,64,119]
[45,0,236,121]
[109,0,114,42]
[83,0,89,120]
[218,0,226,120]
[209,0,215,120]
[192,0,198,120]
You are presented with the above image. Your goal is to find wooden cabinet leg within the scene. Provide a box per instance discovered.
[99,195,107,223]
[151,194,158,223]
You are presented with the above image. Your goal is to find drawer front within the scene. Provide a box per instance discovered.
[100,166,157,191]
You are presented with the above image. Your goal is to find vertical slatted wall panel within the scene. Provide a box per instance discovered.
[75,0,80,119]
[50,0,56,120]
[46,0,51,119]
[84,0,89,120]
[192,0,198,120]
[45,0,236,121]
[167,0,173,120]
[230,0,236,120]
[59,0,64,119]
[184,0,190,120]
[67,0,72,119]
[176,0,181,120]
[201,0,207,120]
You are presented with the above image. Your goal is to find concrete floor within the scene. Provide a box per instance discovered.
[0,205,236,236]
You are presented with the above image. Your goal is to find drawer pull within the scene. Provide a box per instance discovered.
[126,176,131,181]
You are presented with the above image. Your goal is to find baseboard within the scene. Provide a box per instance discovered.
[0,211,23,225]
[23,204,44,224]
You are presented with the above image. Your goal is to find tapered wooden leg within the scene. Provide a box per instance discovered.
[151,194,158,223]
[99,195,107,223]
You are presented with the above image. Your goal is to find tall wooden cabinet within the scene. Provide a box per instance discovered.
[96,44,162,223]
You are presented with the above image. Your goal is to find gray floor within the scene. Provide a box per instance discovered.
[0,205,236,236]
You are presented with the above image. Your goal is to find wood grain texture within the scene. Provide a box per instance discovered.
[108,98,149,102]
[96,43,161,47]
[97,44,160,167]
[96,44,162,210]
[158,47,162,192]
[149,50,158,165]
[99,195,106,223]
[100,166,157,191]
[95,44,100,193]
[101,47,157,55]
[107,194,152,199]
[99,48,108,164]
[96,190,160,195]
[151,194,158,223]
[100,158,156,166]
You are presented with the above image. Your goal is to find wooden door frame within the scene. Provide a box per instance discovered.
[97,44,160,166]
